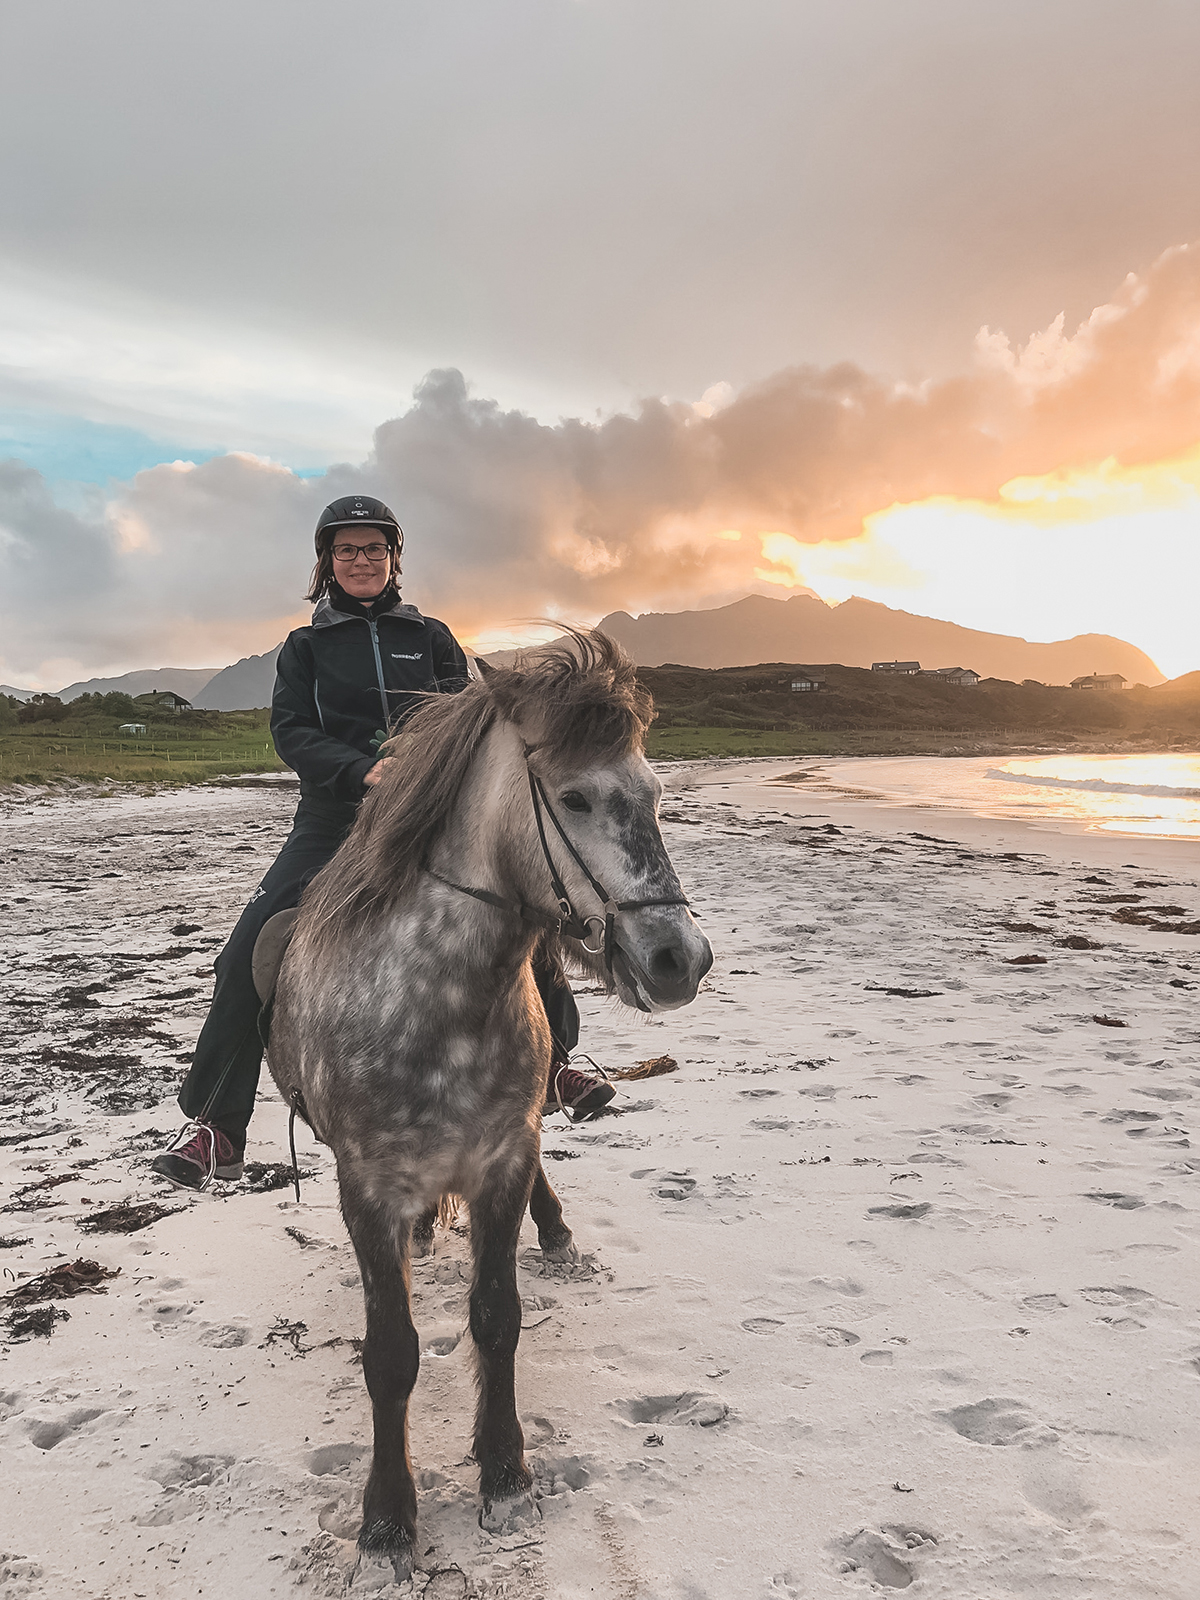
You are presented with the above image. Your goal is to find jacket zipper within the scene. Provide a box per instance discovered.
[367,619,390,729]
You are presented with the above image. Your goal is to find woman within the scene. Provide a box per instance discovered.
[152,496,611,1192]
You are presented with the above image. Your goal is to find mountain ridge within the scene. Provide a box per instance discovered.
[2,595,1170,708]
[594,593,1165,684]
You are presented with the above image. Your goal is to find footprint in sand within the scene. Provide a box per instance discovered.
[810,1276,867,1297]
[197,1322,250,1348]
[420,1328,462,1357]
[534,1452,596,1495]
[306,1441,369,1477]
[424,1571,469,1600]
[974,1093,1015,1111]
[147,1451,235,1489]
[140,1299,197,1331]
[317,1498,362,1539]
[796,1326,861,1347]
[23,1406,106,1451]
[868,1202,932,1220]
[1079,1285,1151,1306]
[1021,1293,1068,1312]
[1018,1452,1095,1528]
[521,1414,556,1447]
[938,1397,1058,1447]
[741,1316,785,1335]
[616,1392,728,1427]
[834,1525,938,1589]
[136,1452,235,1526]
[655,1174,697,1200]
[1083,1191,1146,1210]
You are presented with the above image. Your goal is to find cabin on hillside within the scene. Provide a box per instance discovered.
[789,671,826,693]
[116,723,148,735]
[871,660,921,675]
[133,690,192,713]
[1070,673,1126,691]
[919,666,981,687]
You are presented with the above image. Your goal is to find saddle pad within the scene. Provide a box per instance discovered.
[252,907,300,1004]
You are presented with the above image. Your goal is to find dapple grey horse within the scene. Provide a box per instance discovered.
[267,633,712,1581]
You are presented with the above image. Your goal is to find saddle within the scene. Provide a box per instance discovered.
[251,907,299,1004]
[252,907,317,1173]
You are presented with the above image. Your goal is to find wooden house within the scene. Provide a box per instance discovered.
[1070,673,1126,691]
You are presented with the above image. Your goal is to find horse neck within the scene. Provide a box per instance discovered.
[427,719,546,915]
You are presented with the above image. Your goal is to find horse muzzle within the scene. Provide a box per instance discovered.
[612,911,713,1012]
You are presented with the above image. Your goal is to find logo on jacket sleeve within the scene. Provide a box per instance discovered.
[391,652,422,659]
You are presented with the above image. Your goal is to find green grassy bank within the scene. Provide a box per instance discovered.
[0,709,286,787]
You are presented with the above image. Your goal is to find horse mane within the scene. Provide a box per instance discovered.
[300,628,653,936]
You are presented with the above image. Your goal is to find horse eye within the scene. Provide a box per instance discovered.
[561,791,591,814]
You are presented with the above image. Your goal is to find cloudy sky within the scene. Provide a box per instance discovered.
[5,0,1200,685]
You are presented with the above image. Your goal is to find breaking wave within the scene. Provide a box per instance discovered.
[987,768,1200,801]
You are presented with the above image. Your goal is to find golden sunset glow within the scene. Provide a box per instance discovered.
[733,447,1200,680]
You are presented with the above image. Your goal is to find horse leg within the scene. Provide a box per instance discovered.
[469,1159,538,1531]
[339,1173,420,1581]
[528,1161,578,1263]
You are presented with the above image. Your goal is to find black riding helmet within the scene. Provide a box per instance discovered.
[314,495,404,558]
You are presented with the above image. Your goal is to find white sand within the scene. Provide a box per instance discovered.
[1,769,1198,1599]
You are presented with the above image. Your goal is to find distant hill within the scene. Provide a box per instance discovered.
[56,666,221,702]
[193,647,282,711]
[1152,671,1200,696]
[0,684,34,702]
[594,594,1166,685]
[640,660,1200,741]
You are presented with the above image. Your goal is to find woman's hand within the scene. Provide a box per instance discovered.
[363,758,396,788]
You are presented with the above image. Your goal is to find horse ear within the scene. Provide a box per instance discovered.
[472,654,497,680]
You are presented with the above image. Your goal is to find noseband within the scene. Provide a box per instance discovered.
[427,746,689,977]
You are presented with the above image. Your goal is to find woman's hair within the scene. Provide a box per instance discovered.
[305,527,402,603]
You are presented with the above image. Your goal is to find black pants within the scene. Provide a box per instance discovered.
[178,797,580,1144]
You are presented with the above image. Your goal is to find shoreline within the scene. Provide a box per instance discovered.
[660,755,1200,880]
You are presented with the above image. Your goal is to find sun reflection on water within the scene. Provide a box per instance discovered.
[809,753,1200,839]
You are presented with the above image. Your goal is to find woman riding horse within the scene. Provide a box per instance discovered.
[152,495,612,1191]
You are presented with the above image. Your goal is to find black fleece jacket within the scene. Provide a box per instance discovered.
[270,585,470,806]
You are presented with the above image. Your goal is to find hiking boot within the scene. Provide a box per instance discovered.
[150,1121,244,1192]
[545,1060,615,1121]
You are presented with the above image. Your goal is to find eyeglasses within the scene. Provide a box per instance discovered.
[331,541,391,563]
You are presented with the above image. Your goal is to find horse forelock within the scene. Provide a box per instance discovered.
[487,628,652,775]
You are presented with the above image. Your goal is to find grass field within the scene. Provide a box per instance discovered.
[0,709,1146,790]
[0,710,286,787]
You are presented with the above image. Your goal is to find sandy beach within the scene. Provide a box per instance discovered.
[1,766,1198,1599]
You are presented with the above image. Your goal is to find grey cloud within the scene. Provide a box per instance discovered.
[7,241,1200,679]
[7,0,1200,409]
[0,458,115,600]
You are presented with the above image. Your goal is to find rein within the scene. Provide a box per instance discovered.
[427,748,689,976]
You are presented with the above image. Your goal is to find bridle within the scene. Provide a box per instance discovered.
[427,745,690,977]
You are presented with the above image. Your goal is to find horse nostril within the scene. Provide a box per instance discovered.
[649,945,687,987]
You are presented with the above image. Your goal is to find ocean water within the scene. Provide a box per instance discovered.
[796,753,1200,840]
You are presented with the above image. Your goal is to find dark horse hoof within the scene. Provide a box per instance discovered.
[479,1487,540,1535]
[478,1462,538,1534]
[537,1226,579,1264]
[354,1521,414,1589]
